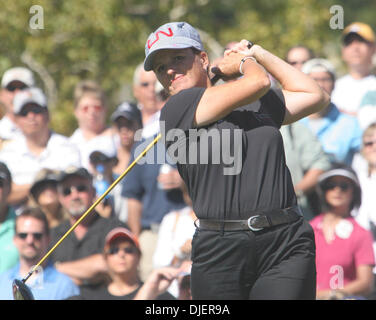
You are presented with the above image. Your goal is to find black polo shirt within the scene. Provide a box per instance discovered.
[49,214,126,262]
[160,87,296,220]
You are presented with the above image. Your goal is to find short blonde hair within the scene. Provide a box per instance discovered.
[73,80,107,109]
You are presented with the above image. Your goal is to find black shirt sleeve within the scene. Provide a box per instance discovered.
[259,87,286,128]
[160,87,206,148]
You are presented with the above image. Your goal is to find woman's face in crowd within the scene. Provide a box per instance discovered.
[75,94,106,132]
[324,176,354,211]
[152,48,209,96]
[114,117,137,149]
[362,129,376,167]
[105,238,140,276]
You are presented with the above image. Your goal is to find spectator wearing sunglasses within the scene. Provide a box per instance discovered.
[69,80,116,171]
[285,45,314,71]
[0,207,79,300]
[49,166,125,288]
[0,88,81,207]
[310,165,375,299]
[0,162,19,273]
[0,67,35,142]
[70,227,176,300]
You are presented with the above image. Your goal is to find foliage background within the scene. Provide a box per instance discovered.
[0,0,375,135]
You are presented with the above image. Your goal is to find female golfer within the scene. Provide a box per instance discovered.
[144,22,330,299]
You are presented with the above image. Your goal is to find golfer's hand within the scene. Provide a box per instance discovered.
[227,39,262,58]
[211,51,244,81]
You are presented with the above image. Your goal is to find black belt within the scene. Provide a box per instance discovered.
[197,206,302,232]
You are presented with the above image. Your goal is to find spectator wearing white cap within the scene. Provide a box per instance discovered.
[300,58,363,165]
[0,88,81,207]
[331,22,376,116]
[0,67,35,142]
[69,80,116,171]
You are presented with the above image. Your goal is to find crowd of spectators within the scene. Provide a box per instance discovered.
[0,21,375,300]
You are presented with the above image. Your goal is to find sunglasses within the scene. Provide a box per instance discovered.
[18,105,45,117]
[61,184,88,196]
[6,83,28,92]
[79,105,104,113]
[107,246,138,255]
[288,60,308,66]
[364,140,376,148]
[323,181,352,192]
[140,82,154,87]
[17,232,44,240]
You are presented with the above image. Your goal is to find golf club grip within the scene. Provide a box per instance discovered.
[23,133,162,282]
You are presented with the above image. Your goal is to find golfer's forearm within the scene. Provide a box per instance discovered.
[56,254,107,280]
[196,63,270,127]
[253,47,321,94]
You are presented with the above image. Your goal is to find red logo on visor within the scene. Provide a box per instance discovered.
[147,28,174,49]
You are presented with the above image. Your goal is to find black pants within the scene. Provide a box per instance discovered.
[191,217,316,300]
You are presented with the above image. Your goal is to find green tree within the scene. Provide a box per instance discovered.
[0,0,372,135]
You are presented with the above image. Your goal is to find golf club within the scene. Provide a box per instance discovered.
[12,133,161,300]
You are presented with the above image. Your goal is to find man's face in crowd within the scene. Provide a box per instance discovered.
[74,94,107,133]
[133,70,158,114]
[286,47,312,71]
[14,216,49,263]
[342,34,376,69]
[15,103,49,137]
[58,176,95,218]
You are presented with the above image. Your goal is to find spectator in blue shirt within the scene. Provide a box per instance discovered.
[300,58,363,165]
[0,207,79,300]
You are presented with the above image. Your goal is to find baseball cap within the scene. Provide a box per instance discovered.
[58,166,92,183]
[1,67,35,88]
[144,22,204,71]
[110,101,142,126]
[343,22,375,44]
[302,58,336,79]
[104,227,141,253]
[13,87,47,115]
[30,168,60,199]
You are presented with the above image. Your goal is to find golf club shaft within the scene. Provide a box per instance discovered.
[22,133,161,283]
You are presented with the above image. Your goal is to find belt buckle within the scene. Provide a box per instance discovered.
[247,215,263,232]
